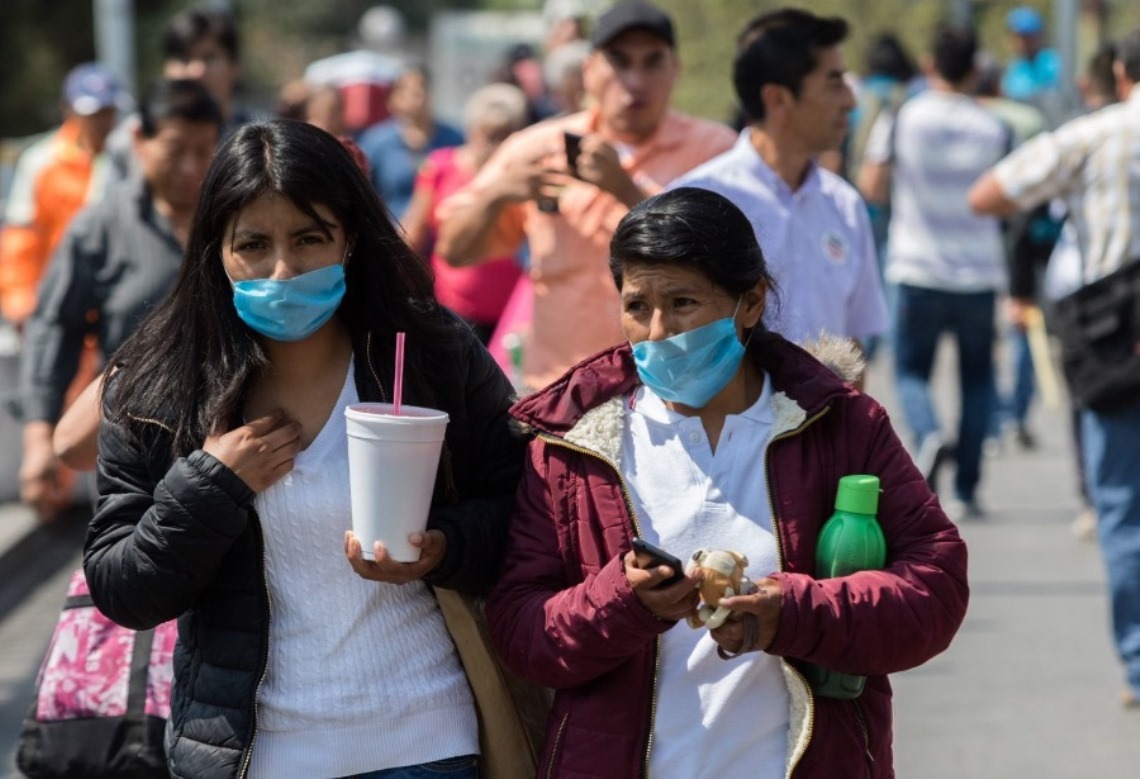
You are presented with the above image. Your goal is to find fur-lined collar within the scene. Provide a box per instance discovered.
[521,333,857,460]
[560,387,809,466]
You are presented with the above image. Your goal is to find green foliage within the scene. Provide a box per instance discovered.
[4,0,1140,139]
[0,0,99,136]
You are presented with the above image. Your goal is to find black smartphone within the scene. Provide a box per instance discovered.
[630,537,686,587]
[564,131,583,176]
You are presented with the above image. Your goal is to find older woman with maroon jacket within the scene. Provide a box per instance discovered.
[485,187,968,778]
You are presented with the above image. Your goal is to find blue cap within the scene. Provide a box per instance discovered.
[1006,7,1044,36]
[63,63,126,115]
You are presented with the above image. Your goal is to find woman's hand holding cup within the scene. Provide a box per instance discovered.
[344,529,447,584]
[203,410,302,492]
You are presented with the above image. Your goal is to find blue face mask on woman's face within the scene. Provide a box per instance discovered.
[631,300,746,409]
[231,263,346,342]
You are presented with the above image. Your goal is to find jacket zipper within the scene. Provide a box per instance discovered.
[545,711,570,779]
[763,406,830,779]
[852,698,875,778]
[537,433,657,778]
[237,517,273,779]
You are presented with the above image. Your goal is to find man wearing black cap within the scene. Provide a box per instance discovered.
[437,0,735,390]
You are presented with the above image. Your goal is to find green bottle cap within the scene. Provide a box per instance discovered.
[835,474,880,516]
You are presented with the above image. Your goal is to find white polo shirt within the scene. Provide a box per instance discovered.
[620,378,788,779]
[670,129,888,343]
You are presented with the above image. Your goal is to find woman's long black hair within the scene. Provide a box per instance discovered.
[107,119,456,457]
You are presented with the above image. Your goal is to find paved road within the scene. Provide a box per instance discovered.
[1,345,1138,777]
[875,351,1140,777]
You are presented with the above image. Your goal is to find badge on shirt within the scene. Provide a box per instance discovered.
[822,230,848,264]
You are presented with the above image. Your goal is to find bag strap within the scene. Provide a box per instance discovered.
[63,593,95,609]
[127,626,156,718]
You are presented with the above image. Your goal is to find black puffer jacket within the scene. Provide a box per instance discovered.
[85,324,526,779]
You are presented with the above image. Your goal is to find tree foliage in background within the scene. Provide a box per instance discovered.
[1,0,1136,139]
[0,0,100,137]
[0,0,479,138]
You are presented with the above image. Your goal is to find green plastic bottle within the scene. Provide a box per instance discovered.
[805,474,887,699]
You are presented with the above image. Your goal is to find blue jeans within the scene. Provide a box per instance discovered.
[1082,402,1140,697]
[342,755,479,779]
[894,285,995,502]
[990,325,1035,436]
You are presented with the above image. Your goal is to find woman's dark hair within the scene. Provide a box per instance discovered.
[609,187,779,318]
[108,119,455,457]
[138,79,223,137]
[734,9,849,123]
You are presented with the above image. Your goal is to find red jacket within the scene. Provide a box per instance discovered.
[486,334,969,778]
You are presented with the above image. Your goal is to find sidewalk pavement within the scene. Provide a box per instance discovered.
[870,345,1140,777]
[1,346,1138,777]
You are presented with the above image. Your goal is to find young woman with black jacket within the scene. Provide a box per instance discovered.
[84,120,539,779]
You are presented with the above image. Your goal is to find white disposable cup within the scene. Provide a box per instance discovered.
[345,402,448,563]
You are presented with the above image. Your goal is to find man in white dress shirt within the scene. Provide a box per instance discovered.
[671,8,888,385]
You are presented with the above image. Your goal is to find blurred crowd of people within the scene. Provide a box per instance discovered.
[4,1,1140,776]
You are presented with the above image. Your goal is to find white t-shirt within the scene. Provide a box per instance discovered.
[619,378,789,779]
[865,90,1010,292]
[248,359,478,778]
[670,129,888,343]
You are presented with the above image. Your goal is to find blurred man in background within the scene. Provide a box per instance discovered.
[18,80,221,521]
[860,25,1012,519]
[972,31,1140,707]
[673,8,887,380]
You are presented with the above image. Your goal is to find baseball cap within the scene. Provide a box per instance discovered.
[591,1,675,50]
[63,63,126,115]
[1006,7,1044,36]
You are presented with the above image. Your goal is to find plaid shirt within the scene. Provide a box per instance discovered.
[993,90,1140,284]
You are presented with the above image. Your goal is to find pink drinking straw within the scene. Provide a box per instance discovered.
[393,332,406,415]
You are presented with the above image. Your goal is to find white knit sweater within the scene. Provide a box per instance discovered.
[247,363,478,778]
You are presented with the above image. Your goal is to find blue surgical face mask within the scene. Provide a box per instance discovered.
[631,300,746,409]
[231,263,346,342]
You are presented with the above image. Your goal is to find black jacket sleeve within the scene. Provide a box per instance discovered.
[85,405,255,630]
[422,328,528,594]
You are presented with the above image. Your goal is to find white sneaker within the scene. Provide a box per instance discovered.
[945,498,985,522]
[915,434,954,491]
[1071,507,1097,542]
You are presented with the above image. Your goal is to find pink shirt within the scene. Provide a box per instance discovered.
[419,147,521,326]
[438,108,736,389]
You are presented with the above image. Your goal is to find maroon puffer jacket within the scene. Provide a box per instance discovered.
[486,334,969,778]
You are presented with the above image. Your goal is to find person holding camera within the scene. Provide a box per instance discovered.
[435,0,734,391]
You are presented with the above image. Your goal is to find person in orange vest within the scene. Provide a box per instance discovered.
[0,63,124,326]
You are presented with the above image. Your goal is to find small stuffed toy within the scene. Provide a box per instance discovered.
[685,548,757,630]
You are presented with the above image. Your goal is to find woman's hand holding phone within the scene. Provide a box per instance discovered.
[624,539,700,623]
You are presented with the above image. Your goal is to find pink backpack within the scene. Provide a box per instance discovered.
[17,569,177,778]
